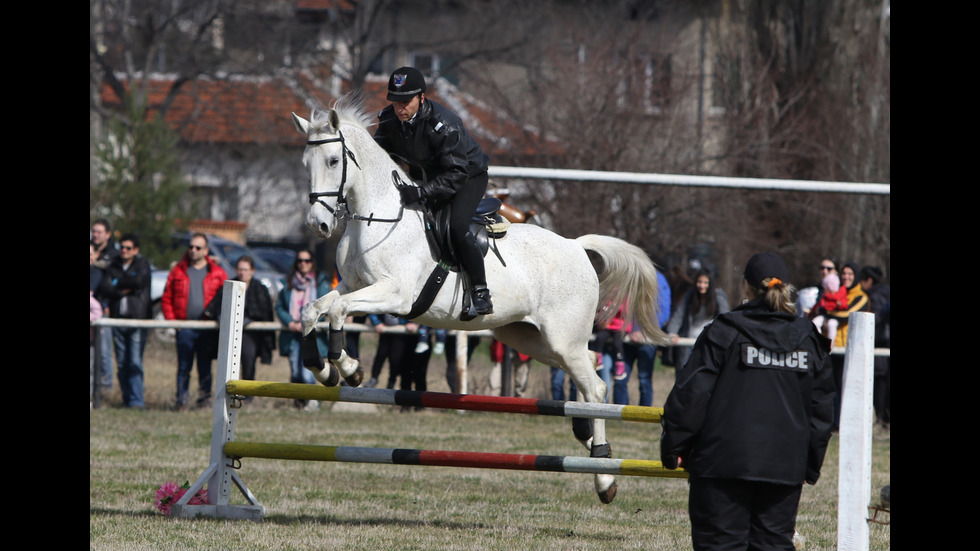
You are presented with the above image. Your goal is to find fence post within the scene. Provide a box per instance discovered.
[837,311,875,551]
[456,331,469,395]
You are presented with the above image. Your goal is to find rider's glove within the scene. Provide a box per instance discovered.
[398,184,423,205]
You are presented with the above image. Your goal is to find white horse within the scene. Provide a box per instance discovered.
[292,96,668,504]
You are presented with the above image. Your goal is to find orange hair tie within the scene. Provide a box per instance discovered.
[767,277,783,288]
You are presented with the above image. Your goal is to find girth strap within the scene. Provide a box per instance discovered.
[404,261,452,320]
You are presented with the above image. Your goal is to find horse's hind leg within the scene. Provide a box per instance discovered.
[563,350,618,504]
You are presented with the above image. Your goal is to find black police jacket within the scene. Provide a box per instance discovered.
[660,296,835,485]
[373,99,489,205]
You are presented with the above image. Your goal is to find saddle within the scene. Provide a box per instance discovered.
[405,196,509,320]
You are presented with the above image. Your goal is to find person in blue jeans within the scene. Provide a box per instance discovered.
[161,232,228,410]
[606,268,672,407]
[97,234,152,408]
[276,250,330,411]
[550,366,577,401]
[552,348,614,403]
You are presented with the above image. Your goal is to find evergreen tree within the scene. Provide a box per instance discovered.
[91,91,195,268]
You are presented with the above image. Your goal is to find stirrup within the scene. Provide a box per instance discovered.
[472,286,493,315]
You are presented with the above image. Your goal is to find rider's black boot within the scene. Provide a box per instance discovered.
[472,284,493,315]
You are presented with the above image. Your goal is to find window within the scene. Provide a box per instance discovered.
[617,54,671,115]
[409,52,441,78]
[709,55,734,116]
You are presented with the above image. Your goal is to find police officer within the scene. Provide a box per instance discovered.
[660,252,835,551]
[373,66,493,319]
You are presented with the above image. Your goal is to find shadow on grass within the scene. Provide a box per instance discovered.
[260,513,628,542]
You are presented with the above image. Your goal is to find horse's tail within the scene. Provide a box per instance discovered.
[576,234,671,346]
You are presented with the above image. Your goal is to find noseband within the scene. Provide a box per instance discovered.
[306,131,402,224]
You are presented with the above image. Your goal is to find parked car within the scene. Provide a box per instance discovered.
[250,247,297,275]
[149,233,286,342]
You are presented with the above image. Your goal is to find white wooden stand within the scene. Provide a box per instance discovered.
[172,281,266,520]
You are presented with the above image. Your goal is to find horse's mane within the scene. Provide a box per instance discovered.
[309,92,375,134]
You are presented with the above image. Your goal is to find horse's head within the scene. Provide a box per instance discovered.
[292,107,355,238]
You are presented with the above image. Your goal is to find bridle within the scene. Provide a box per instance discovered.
[306,130,403,224]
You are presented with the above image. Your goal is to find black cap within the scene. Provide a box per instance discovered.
[860,266,883,283]
[743,252,790,290]
[387,67,426,101]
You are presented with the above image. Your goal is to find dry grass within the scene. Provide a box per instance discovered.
[90,334,890,550]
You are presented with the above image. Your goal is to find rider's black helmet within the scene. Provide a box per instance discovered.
[386,67,426,102]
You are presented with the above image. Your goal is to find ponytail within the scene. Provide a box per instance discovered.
[741,278,798,315]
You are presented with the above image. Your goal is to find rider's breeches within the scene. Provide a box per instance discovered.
[449,171,489,287]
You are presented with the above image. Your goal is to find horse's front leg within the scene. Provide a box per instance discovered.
[300,290,343,387]
[303,280,413,388]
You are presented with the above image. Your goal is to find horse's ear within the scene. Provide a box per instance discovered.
[292,112,309,135]
[329,109,341,131]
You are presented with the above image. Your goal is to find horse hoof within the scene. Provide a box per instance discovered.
[319,365,341,387]
[597,482,618,504]
[343,366,364,387]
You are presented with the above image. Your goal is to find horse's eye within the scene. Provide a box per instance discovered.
[328,157,340,168]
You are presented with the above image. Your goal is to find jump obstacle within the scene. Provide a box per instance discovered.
[172,281,879,551]
[172,281,686,521]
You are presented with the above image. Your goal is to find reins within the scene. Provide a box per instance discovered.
[306,131,403,225]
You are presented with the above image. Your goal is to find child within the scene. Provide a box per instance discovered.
[591,302,631,381]
[809,272,848,342]
[415,325,448,355]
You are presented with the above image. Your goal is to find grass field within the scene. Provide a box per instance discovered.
[90,334,890,550]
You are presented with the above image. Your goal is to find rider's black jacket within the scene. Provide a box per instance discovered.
[373,99,488,206]
[660,296,835,485]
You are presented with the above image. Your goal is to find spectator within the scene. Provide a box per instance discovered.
[826,261,870,429]
[860,265,890,429]
[161,232,228,411]
[665,268,730,377]
[415,325,447,355]
[660,252,835,551]
[797,258,837,318]
[486,340,531,397]
[90,241,105,295]
[275,250,329,411]
[550,367,578,402]
[90,287,103,409]
[364,314,404,389]
[591,302,630,381]
[90,218,119,270]
[205,256,276,386]
[375,66,493,318]
[91,219,118,394]
[399,320,432,410]
[90,241,106,405]
[443,333,480,394]
[98,233,152,408]
[365,315,420,407]
[609,268,672,407]
[808,272,848,343]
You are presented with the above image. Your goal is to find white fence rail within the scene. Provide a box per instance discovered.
[488,166,891,195]
[90,318,890,357]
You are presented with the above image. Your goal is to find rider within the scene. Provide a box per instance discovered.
[373,66,493,318]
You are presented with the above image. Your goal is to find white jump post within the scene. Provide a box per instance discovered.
[837,311,875,551]
[172,280,265,520]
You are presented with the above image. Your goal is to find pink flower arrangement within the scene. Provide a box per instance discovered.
[154,480,209,515]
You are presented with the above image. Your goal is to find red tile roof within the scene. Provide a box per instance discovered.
[99,71,560,159]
